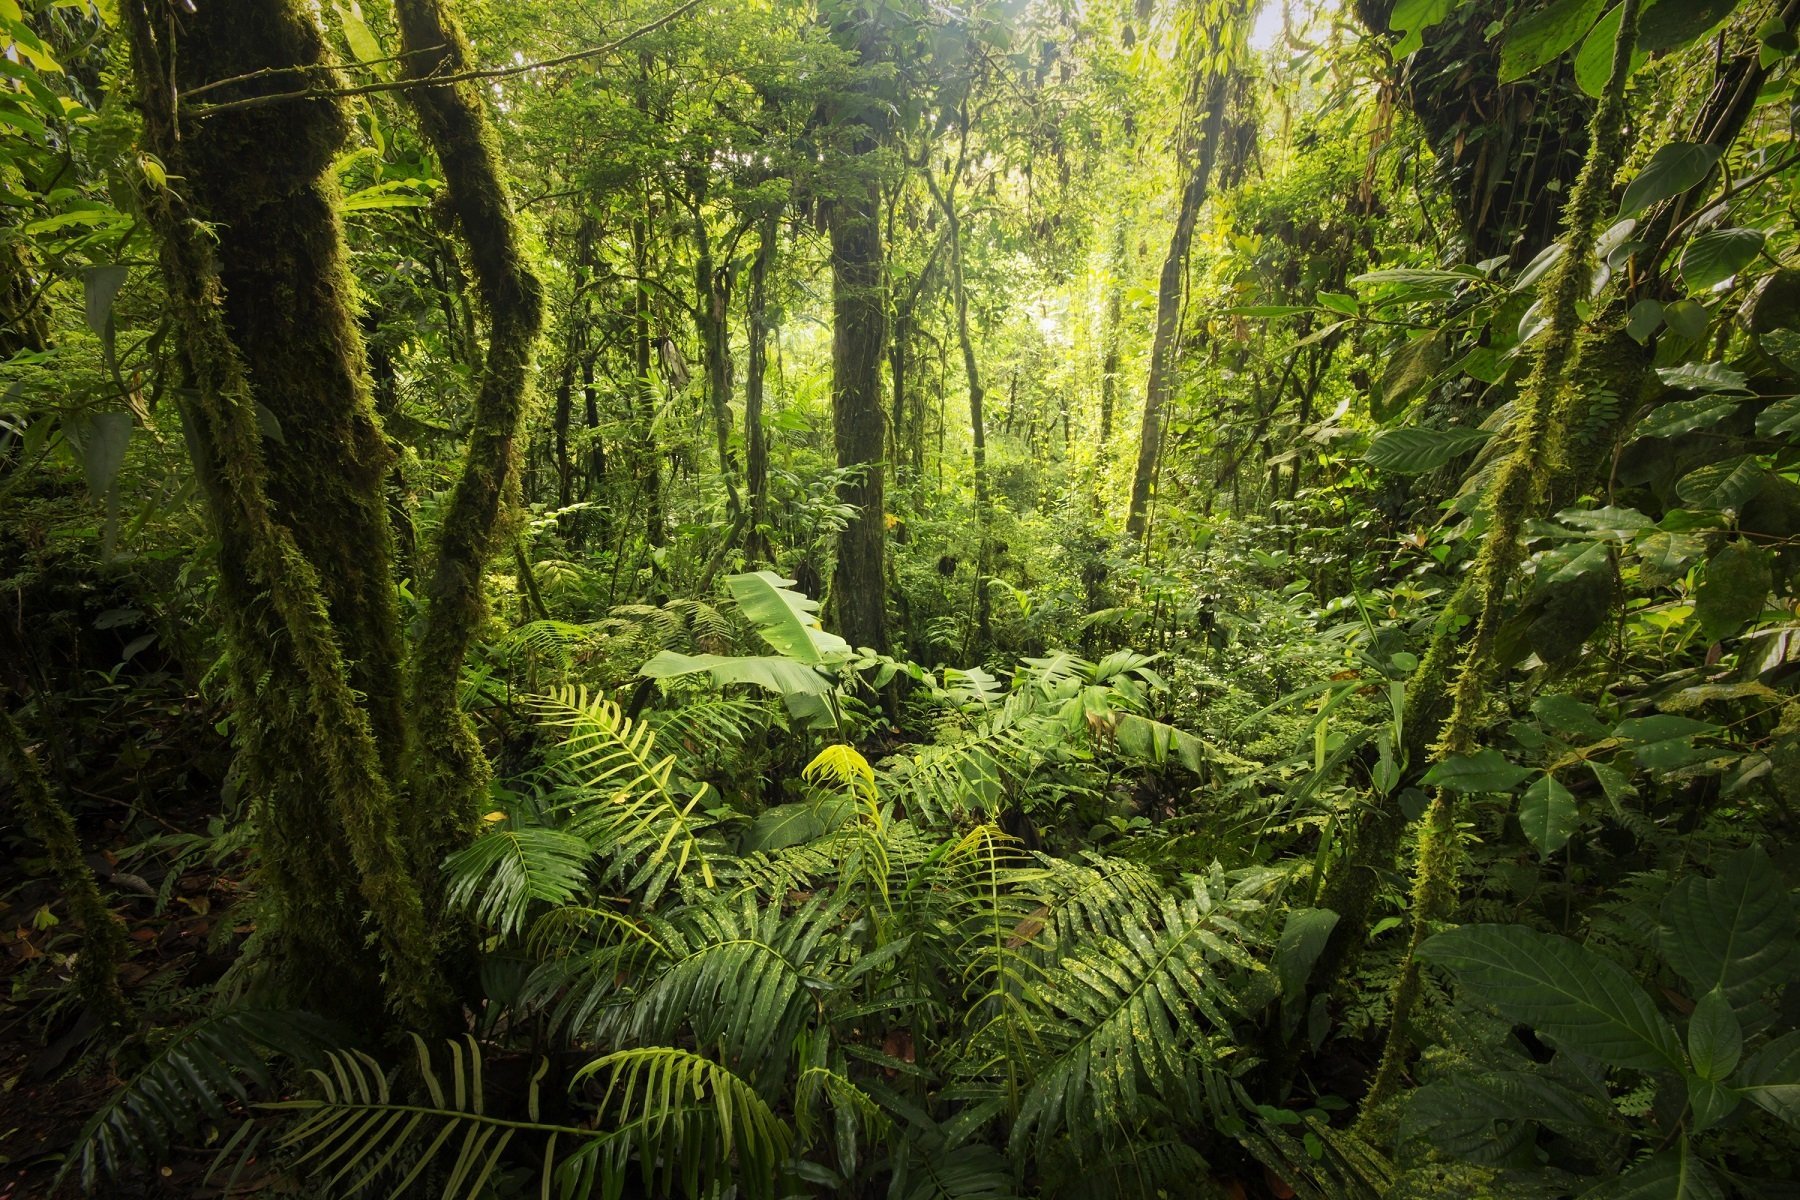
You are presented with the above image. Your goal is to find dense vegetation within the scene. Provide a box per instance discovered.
[4,0,1800,1196]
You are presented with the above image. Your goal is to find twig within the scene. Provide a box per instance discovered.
[187,0,705,118]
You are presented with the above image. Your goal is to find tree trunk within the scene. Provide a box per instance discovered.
[745,211,777,566]
[694,208,743,522]
[930,167,992,644]
[394,0,547,877]
[1126,61,1233,540]
[124,0,444,1026]
[632,210,666,549]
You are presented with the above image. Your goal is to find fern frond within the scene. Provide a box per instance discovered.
[1008,880,1257,1154]
[571,1046,793,1200]
[442,823,593,938]
[69,1008,344,1189]
[273,1035,602,1200]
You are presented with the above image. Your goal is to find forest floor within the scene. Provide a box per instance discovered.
[0,792,246,1199]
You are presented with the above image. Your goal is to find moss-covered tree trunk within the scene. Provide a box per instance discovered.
[124,0,444,1027]
[823,14,891,652]
[393,0,547,874]
[745,211,777,567]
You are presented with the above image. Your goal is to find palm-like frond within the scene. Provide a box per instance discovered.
[69,1008,344,1189]
[443,823,593,938]
[530,686,723,904]
[605,893,844,1085]
[1008,879,1258,1154]
[273,1034,604,1200]
[572,1047,793,1200]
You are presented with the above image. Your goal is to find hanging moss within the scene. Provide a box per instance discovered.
[392,0,547,875]
[0,703,128,1027]
[123,0,446,1029]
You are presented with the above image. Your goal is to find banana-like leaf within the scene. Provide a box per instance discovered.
[640,650,835,696]
[726,570,850,664]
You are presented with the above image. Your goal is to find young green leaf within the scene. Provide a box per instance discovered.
[1519,773,1576,856]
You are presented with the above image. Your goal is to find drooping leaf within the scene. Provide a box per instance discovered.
[1634,398,1739,440]
[1695,540,1771,641]
[1655,361,1749,393]
[1533,693,1609,741]
[1418,924,1685,1071]
[1374,329,1447,419]
[726,571,850,664]
[1575,3,1650,96]
[1736,1030,1800,1128]
[1613,714,1718,770]
[1679,227,1765,293]
[1276,908,1340,1008]
[1639,0,1741,54]
[1686,989,1742,1081]
[1663,299,1711,340]
[1389,0,1459,57]
[1422,749,1533,793]
[640,650,835,697]
[1500,0,1608,81]
[1620,143,1722,217]
[1675,457,1768,512]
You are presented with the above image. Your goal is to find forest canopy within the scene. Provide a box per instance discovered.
[3,0,1800,1197]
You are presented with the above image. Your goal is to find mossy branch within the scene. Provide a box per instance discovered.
[1361,0,1644,1115]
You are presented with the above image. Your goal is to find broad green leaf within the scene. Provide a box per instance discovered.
[1575,3,1650,97]
[1363,426,1493,473]
[1500,0,1608,81]
[1418,924,1685,1071]
[1695,540,1771,641]
[1639,0,1741,54]
[726,571,850,664]
[1374,329,1446,419]
[1533,693,1609,741]
[1556,505,1653,537]
[1663,299,1711,340]
[1634,398,1738,440]
[1613,714,1717,770]
[743,795,856,852]
[66,410,132,499]
[1627,298,1663,342]
[1679,227,1764,293]
[1423,749,1533,793]
[1686,989,1741,1081]
[1659,846,1797,1010]
[640,650,835,697]
[1655,361,1749,393]
[1520,773,1576,856]
[82,264,126,339]
[1579,1139,1723,1200]
[1276,908,1340,1007]
[1755,393,1800,438]
[1675,457,1767,512]
[1634,530,1707,585]
[1620,144,1722,217]
[1389,0,1458,56]
[1736,1030,1800,1128]
[1686,1073,1740,1132]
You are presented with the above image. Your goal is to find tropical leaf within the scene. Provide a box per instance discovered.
[1417,924,1685,1071]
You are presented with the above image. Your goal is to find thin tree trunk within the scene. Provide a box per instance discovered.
[631,208,666,549]
[745,211,777,566]
[1126,57,1234,539]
